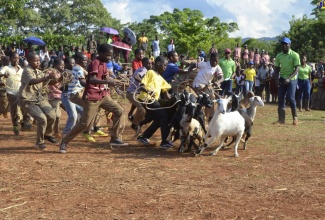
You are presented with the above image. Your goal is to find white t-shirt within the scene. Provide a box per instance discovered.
[167,44,175,52]
[193,62,223,87]
[0,65,23,95]
[235,75,245,85]
[152,40,160,51]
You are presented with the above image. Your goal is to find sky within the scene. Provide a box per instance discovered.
[102,0,315,39]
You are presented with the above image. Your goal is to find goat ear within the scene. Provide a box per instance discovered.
[227,95,233,101]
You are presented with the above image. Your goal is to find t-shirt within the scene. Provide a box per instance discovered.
[244,68,256,82]
[68,65,85,95]
[167,44,175,52]
[85,58,109,100]
[249,51,255,61]
[298,65,312,80]
[152,40,160,51]
[138,70,171,101]
[0,64,23,95]
[275,49,300,79]
[193,62,223,87]
[127,67,148,94]
[132,59,143,73]
[234,47,241,58]
[235,75,245,85]
[257,67,269,84]
[218,57,236,80]
[162,62,181,83]
[243,49,249,59]
[254,53,261,64]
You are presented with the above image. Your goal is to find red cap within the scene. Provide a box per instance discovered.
[225,48,231,53]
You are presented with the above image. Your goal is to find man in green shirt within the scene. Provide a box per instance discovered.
[219,48,236,96]
[273,37,300,125]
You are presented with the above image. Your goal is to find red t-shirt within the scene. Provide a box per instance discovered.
[132,59,142,73]
[84,58,109,101]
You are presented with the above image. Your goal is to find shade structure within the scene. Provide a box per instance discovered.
[23,36,46,46]
[123,27,136,45]
[109,41,132,51]
[100,27,119,35]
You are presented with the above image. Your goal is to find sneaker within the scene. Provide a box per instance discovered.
[92,130,109,137]
[137,135,150,145]
[35,143,47,151]
[109,138,128,146]
[160,141,174,149]
[128,115,134,123]
[59,141,67,153]
[82,133,96,142]
[44,135,58,144]
[13,126,19,135]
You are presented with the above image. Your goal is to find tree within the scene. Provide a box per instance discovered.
[0,0,26,33]
[145,8,238,57]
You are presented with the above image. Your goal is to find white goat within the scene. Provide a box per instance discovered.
[179,115,204,153]
[195,97,245,157]
[247,96,264,121]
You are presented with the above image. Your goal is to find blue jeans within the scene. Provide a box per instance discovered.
[245,80,254,95]
[61,93,83,135]
[278,77,297,109]
[221,80,233,96]
[297,79,311,101]
[235,84,244,95]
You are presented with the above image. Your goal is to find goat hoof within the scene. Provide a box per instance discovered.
[234,153,239,158]
[209,151,216,156]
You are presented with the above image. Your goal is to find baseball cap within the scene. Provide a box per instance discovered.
[281,37,291,44]
[249,61,254,65]
[225,48,231,53]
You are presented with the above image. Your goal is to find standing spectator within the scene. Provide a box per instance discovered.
[249,47,255,62]
[273,37,300,125]
[242,44,249,68]
[254,48,261,70]
[67,45,75,57]
[167,39,175,52]
[57,46,65,60]
[39,46,50,63]
[244,61,256,95]
[0,52,31,135]
[87,35,97,54]
[311,72,320,109]
[209,44,218,58]
[151,35,160,58]
[233,42,241,63]
[235,68,245,96]
[297,54,312,111]
[256,61,270,101]
[18,53,58,150]
[269,63,278,103]
[138,31,148,56]
[219,49,236,96]
[59,44,128,153]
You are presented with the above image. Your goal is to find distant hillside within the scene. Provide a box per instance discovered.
[242,37,277,43]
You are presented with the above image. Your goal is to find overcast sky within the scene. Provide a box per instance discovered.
[102,0,315,38]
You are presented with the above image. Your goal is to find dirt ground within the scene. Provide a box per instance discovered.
[0,102,325,219]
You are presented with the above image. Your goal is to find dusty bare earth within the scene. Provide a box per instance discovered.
[0,102,325,219]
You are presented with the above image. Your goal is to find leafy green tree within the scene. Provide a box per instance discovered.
[146,8,238,57]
